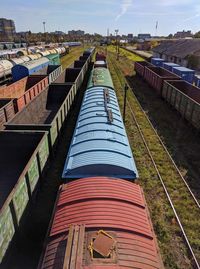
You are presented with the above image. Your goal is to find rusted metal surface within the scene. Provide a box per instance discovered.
[134,61,153,77]
[0,75,48,114]
[38,177,164,269]
[144,66,180,94]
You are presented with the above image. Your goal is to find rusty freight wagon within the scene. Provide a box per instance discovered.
[134,61,154,77]
[162,80,200,129]
[5,84,75,151]
[0,99,16,130]
[37,177,164,269]
[144,66,180,94]
[0,131,49,263]
[0,75,48,129]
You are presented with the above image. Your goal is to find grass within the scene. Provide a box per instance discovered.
[60,46,85,69]
[106,49,199,269]
[107,45,144,62]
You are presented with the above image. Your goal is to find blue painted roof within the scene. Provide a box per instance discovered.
[62,86,138,180]
[163,62,179,66]
[173,66,195,73]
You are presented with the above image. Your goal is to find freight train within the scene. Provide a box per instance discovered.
[37,53,164,269]
[135,59,200,130]
[0,48,94,264]
[0,46,68,82]
[0,49,164,268]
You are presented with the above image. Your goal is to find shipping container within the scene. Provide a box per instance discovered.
[163,62,180,72]
[144,66,181,94]
[151,57,165,67]
[134,61,154,77]
[0,131,49,263]
[172,66,195,83]
[62,87,138,180]
[0,99,15,130]
[5,84,75,151]
[38,177,164,269]
[0,75,48,113]
[162,80,200,129]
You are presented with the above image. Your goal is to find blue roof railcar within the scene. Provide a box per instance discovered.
[11,57,49,81]
[62,86,138,180]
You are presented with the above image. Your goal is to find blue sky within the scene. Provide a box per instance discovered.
[1,0,200,36]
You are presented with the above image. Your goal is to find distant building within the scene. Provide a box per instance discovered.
[68,30,85,36]
[54,31,65,35]
[152,39,200,70]
[138,33,151,40]
[174,30,193,39]
[127,33,133,43]
[0,18,16,41]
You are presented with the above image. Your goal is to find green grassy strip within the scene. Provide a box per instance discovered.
[107,51,194,269]
[60,47,84,69]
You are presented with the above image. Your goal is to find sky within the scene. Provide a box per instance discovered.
[1,0,200,36]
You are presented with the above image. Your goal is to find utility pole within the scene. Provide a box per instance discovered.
[123,84,129,122]
[43,21,46,44]
[43,21,46,33]
[115,29,118,53]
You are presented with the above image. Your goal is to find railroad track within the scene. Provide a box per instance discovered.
[107,51,200,269]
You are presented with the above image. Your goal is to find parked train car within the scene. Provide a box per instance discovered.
[162,80,200,129]
[94,60,107,68]
[0,49,93,264]
[12,57,50,81]
[134,59,200,130]
[134,61,154,77]
[33,64,62,84]
[62,73,138,180]
[144,66,181,94]
[95,51,106,61]
[5,84,76,152]
[0,75,48,129]
[0,60,13,81]
[0,131,49,263]
[45,53,60,65]
[87,66,113,89]
[37,177,164,269]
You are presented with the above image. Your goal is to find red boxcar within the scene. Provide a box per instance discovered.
[144,66,180,94]
[38,177,164,269]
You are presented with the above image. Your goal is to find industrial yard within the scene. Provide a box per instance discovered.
[1,1,200,268]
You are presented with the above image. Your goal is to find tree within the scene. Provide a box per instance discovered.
[194,31,200,38]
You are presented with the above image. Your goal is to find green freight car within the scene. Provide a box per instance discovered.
[0,131,49,263]
[45,53,60,65]
[87,67,114,89]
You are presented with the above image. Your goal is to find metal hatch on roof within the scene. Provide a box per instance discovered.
[62,87,138,180]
